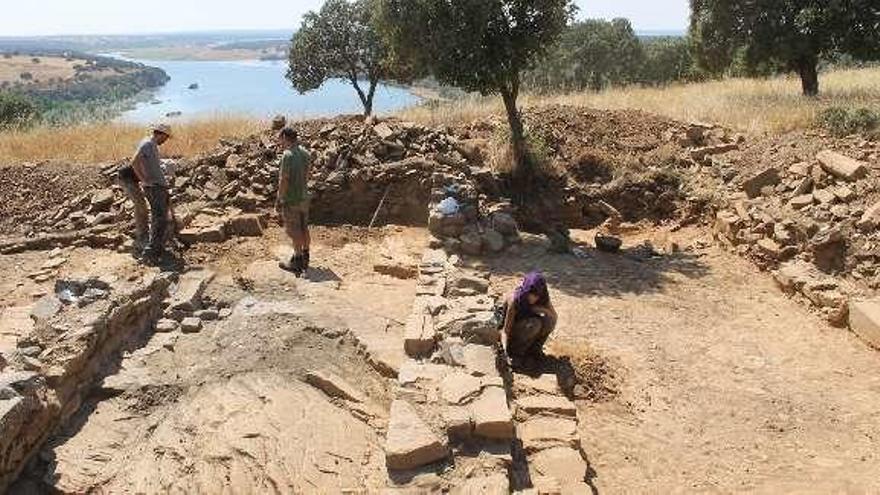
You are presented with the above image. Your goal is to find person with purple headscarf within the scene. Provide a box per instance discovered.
[500,271,557,360]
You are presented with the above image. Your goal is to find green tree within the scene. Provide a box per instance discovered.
[0,92,39,130]
[287,0,400,116]
[526,18,645,91]
[641,37,694,85]
[690,0,880,96]
[378,0,574,177]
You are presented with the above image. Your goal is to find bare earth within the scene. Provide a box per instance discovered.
[5,223,880,492]
[488,228,880,493]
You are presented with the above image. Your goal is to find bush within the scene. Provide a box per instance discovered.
[0,92,39,130]
[818,106,880,137]
[20,72,33,81]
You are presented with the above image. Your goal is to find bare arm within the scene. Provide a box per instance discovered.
[500,295,516,354]
[131,149,146,183]
[276,159,290,207]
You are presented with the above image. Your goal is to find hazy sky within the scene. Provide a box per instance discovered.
[0,0,690,37]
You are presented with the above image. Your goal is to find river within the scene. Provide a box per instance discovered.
[117,58,419,123]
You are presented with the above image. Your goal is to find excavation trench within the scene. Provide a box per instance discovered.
[7,251,407,493]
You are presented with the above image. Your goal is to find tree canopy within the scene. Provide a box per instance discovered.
[377,0,575,177]
[525,18,646,92]
[690,0,880,95]
[287,0,402,116]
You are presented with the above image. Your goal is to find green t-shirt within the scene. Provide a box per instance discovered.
[280,145,310,205]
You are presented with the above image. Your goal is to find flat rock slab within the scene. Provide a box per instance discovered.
[385,400,449,470]
[167,270,215,312]
[398,361,450,387]
[305,369,365,403]
[514,373,561,396]
[849,299,880,349]
[817,150,868,181]
[440,372,484,405]
[180,317,202,334]
[518,416,579,453]
[470,386,514,439]
[529,446,589,487]
[516,395,577,417]
[462,344,499,377]
[450,474,509,494]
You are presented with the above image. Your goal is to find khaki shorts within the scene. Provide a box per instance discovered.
[282,201,310,237]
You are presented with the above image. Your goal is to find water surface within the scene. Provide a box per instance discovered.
[118,58,418,123]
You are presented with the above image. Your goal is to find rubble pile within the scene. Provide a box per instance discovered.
[427,163,521,256]
[710,138,880,326]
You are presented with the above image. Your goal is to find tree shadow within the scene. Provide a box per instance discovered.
[477,235,710,299]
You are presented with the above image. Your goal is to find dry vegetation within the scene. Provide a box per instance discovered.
[0,55,79,86]
[399,66,880,135]
[0,116,262,164]
[1,66,878,164]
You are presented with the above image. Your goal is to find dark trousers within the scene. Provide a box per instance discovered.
[143,186,169,255]
[508,314,557,357]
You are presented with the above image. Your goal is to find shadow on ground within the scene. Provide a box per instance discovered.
[481,235,710,299]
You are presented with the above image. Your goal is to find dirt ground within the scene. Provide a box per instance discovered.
[486,228,880,494]
[6,221,880,492]
[9,226,427,494]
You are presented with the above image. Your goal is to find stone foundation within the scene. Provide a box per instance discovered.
[0,273,172,491]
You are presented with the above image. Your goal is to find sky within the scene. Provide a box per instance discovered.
[0,0,690,37]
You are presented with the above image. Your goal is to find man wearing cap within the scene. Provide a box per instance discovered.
[130,124,173,264]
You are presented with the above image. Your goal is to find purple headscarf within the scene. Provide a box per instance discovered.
[513,271,550,316]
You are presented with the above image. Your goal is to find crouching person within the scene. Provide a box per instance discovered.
[276,127,312,277]
[501,272,557,364]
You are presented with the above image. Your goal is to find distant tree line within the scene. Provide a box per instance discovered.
[522,19,695,92]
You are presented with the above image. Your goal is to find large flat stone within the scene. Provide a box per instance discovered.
[817,150,868,181]
[515,373,561,396]
[470,387,514,439]
[167,270,215,312]
[849,299,880,349]
[462,344,499,377]
[440,372,483,405]
[385,400,449,470]
[742,167,780,199]
[516,395,577,417]
[529,446,588,488]
[305,370,365,403]
[398,361,449,387]
[518,416,579,453]
[225,214,265,237]
[450,474,509,495]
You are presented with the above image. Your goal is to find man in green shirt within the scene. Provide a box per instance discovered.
[276,127,312,276]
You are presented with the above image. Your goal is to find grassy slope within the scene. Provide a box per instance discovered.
[399,67,880,135]
[1,66,878,164]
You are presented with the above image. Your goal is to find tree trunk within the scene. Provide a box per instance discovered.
[350,77,373,117]
[796,57,819,96]
[364,79,378,117]
[500,87,527,179]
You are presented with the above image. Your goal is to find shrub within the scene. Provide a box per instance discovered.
[0,92,39,130]
[20,72,33,81]
[818,106,880,137]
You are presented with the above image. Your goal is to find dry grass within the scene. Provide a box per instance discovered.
[0,116,263,164]
[398,66,880,135]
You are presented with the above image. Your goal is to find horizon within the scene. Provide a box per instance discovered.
[0,0,689,38]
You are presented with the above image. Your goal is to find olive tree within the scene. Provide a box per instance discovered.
[287,0,400,116]
[378,0,574,177]
[690,0,880,96]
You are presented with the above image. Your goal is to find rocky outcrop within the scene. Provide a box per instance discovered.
[0,273,172,491]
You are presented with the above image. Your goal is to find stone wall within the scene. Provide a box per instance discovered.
[385,249,514,491]
[0,273,171,491]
